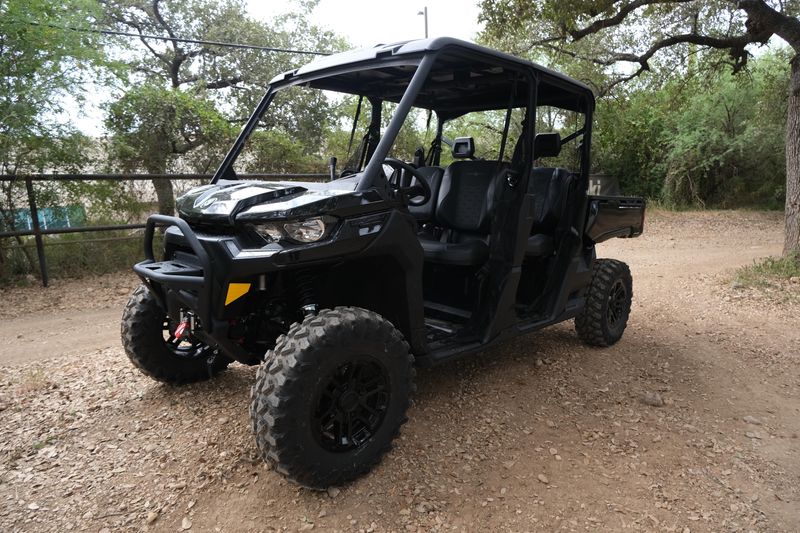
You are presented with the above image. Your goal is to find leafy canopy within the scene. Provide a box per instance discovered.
[0,0,109,174]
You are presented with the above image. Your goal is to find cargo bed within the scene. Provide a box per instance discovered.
[585,195,646,243]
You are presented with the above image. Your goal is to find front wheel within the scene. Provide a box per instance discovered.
[575,259,633,347]
[250,307,414,489]
[120,284,230,384]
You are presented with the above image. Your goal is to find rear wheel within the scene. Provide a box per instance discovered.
[121,284,230,384]
[250,306,414,489]
[575,259,632,347]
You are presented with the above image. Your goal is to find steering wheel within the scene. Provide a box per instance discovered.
[382,158,432,207]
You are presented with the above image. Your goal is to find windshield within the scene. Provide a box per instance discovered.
[233,85,368,176]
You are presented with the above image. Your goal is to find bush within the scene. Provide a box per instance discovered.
[0,231,162,284]
[593,50,789,208]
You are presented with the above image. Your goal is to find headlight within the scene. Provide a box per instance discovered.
[283,217,326,243]
[254,223,284,242]
[254,216,328,244]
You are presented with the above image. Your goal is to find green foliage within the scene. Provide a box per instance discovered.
[101,0,345,211]
[387,107,430,163]
[593,51,788,208]
[0,0,109,174]
[242,131,326,174]
[0,0,128,282]
[1,231,163,284]
[105,84,235,173]
[102,0,342,168]
[438,108,525,166]
[661,66,786,208]
[478,0,793,211]
[593,90,668,198]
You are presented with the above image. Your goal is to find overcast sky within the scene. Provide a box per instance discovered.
[247,1,483,47]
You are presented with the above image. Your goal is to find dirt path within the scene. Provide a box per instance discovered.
[1,210,798,533]
[0,308,123,365]
[0,271,137,365]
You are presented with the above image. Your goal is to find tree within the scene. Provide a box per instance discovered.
[105,85,234,214]
[590,51,787,205]
[0,0,110,276]
[101,0,342,214]
[480,0,800,258]
[1,0,106,174]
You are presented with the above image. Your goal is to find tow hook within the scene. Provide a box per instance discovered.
[174,320,189,340]
[174,311,196,340]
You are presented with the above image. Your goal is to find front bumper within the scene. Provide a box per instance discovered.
[132,213,393,363]
[132,214,252,362]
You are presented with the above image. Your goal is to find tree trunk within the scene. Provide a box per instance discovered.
[151,178,175,215]
[784,55,800,259]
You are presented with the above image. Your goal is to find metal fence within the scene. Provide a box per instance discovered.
[0,173,328,286]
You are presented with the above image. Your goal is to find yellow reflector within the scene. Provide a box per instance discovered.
[225,282,251,305]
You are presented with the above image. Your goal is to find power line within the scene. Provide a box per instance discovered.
[17,19,330,56]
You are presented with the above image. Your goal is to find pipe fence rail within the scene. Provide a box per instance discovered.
[0,172,328,287]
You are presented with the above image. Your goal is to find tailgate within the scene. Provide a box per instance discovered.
[585,195,645,243]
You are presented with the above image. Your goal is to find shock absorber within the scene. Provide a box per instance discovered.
[295,270,318,316]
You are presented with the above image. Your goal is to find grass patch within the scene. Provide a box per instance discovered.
[32,436,57,451]
[735,253,800,288]
[16,367,52,394]
[1,231,163,285]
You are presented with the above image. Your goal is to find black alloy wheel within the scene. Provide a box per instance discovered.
[606,279,628,330]
[250,306,414,488]
[575,259,633,347]
[313,358,391,452]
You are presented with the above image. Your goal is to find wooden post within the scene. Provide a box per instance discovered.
[25,177,48,287]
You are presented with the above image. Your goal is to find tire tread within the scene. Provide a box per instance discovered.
[249,306,414,489]
[575,259,632,347]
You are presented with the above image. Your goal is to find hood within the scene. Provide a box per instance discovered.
[176,178,361,225]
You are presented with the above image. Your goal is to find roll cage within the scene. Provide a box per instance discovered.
[211,37,595,199]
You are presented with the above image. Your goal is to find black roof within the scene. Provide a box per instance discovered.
[271,37,594,117]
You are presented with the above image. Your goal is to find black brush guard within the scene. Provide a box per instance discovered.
[132,214,254,363]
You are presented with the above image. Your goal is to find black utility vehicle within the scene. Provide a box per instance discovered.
[122,38,645,488]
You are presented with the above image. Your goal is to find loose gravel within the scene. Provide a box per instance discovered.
[1,210,798,532]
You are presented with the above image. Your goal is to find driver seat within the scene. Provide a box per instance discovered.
[419,138,507,266]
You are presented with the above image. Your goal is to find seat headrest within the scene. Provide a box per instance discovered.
[534,133,561,158]
[452,137,475,159]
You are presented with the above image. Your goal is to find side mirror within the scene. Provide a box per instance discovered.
[534,132,561,158]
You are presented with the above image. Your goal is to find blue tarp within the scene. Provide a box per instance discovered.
[2,205,87,232]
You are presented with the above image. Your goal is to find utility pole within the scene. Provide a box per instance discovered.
[417,6,428,38]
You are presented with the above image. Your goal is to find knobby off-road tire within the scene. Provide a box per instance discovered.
[575,259,633,347]
[121,284,230,384]
[250,306,415,489]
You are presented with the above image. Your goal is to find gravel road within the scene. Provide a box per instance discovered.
[1,209,798,532]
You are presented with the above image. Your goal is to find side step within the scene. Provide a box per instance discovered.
[423,300,471,320]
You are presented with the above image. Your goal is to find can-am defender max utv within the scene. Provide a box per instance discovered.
[122,38,645,488]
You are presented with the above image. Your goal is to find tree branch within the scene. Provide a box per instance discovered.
[151,0,185,87]
[204,77,244,90]
[738,0,800,50]
[107,13,171,69]
[151,0,178,49]
[612,31,770,70]
[599,66,648,96]
[568,0,695,41]
[529,0,800,83]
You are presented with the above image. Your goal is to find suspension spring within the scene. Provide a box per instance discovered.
[295,270,318,316]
